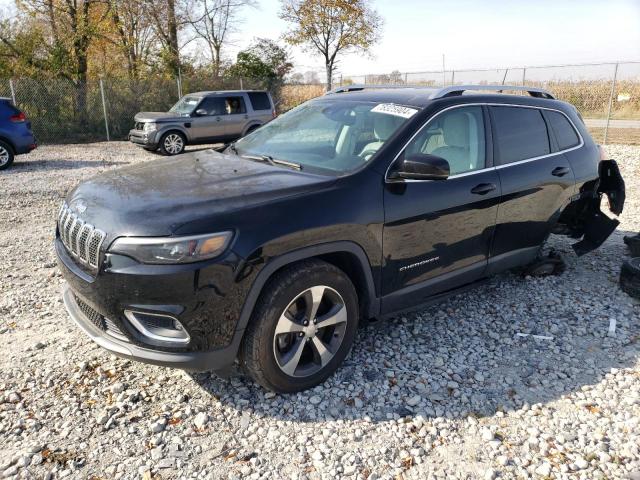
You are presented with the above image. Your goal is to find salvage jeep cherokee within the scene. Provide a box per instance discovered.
[56,85,625,393]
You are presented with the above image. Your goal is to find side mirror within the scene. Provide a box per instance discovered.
[392,153,450,181]
[194,109,207,116]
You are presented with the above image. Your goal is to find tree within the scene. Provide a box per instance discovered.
[186,0,254,77]
[146,0,182,75]
[279,0,381,91]
[1,0,111,117]
[108,0,156,79]
[226,38,293,101]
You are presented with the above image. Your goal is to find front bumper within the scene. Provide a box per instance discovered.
[55,237,246,372]
[129,129,158,147]
[62,286,240,371]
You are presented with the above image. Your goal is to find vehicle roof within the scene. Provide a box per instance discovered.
[318,86,567,110]
[190,90,268,97]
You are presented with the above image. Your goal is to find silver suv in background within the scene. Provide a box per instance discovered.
[129,90,275,155]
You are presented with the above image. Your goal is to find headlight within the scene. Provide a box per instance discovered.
[143,122,157,132]
[109,232,233,264]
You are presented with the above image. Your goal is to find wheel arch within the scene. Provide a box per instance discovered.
[159,127,189,142]
[235,241,380,335]
[241,122,262,137]
[0,135,16,153]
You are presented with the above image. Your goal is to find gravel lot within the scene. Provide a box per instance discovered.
[1,142,639,480]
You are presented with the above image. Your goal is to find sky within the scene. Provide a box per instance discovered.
[233,0,640,76]
[1,0,639,77]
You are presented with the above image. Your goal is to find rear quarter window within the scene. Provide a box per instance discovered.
[491,106,550,165]
[546,110,581,150]
[247,92,272,111]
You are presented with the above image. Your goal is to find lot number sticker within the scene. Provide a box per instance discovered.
[371,103,419,119]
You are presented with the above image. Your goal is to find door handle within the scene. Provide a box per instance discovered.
[216,117,221,122]
[244,114,249,119]
[552,166,571,177]
[471,183,497,195]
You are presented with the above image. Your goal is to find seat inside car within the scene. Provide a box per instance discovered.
[359,114,404,160]
[429,111,480,174]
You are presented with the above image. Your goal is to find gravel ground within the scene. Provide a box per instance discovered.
[1,142,639,480]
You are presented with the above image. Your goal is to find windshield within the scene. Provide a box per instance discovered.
[233,99,417,174]
[169,95,201,116]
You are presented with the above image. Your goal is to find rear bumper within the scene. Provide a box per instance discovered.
[62,284,241,372]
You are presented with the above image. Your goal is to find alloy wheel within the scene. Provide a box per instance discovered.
[164,134,184,154]
[272,285,348,378]
[0,145,9,167]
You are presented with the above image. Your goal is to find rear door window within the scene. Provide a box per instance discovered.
[490,106,550,165]
[247,92,272,111]
[546,110,580,150]
[223,96,247,115]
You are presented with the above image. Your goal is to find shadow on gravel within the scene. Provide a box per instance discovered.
[187,235,639,424]
[4,159,130,173]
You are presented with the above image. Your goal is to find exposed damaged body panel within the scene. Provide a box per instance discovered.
[558,159,625,256]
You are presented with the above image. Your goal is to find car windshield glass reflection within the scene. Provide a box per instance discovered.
[170,96,201,116]
[233,100,414,174]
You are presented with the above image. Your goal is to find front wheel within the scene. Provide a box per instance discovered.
[241,260,359,393]
[0,140,15,170]
[159,132,186,155]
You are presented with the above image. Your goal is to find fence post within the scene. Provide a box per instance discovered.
[404,72,408,85]
[99,78,110,142]
[603,62,619,146]
[9,79,16,105]
[239,77,244,90]
[522,67,526,86]
[501,68,509,85]
[451,70,455,85]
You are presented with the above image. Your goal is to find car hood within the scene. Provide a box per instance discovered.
[65,150,336,238]
[134,111,188,122]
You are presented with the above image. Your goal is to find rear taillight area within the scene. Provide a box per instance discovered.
[9,112,26,123]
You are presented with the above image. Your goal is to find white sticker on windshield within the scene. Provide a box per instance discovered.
[371,103,418,119]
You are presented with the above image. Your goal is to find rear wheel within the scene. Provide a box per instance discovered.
[0,140,15,170]
[159,132,186,155]
[240,260,359,393]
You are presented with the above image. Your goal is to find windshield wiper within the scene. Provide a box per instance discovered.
[242,154,302,171]
[227,142,238,155]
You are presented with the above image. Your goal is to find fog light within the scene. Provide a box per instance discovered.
[124,310,190,345]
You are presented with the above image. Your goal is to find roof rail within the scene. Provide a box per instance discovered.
[325,84,416,95]
[429,85,555,100]
[324,83,555,100]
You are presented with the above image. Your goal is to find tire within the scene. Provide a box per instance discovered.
[0,140,15,170]
[240,259,359,393]
[620,258,640,299]
[623,234,640,257]
[159,131,186,156]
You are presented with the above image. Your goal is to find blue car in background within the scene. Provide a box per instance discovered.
[0,97,36,170]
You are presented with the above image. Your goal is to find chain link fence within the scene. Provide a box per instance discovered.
[2,61,639,145]
[0,75,268,144]
[338,61,640,145]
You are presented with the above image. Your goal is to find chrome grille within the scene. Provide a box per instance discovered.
[58,203,106,270]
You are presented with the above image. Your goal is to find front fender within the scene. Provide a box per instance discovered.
[234,241,379,334]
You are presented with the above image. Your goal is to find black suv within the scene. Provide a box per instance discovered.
[56,85,625,393]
